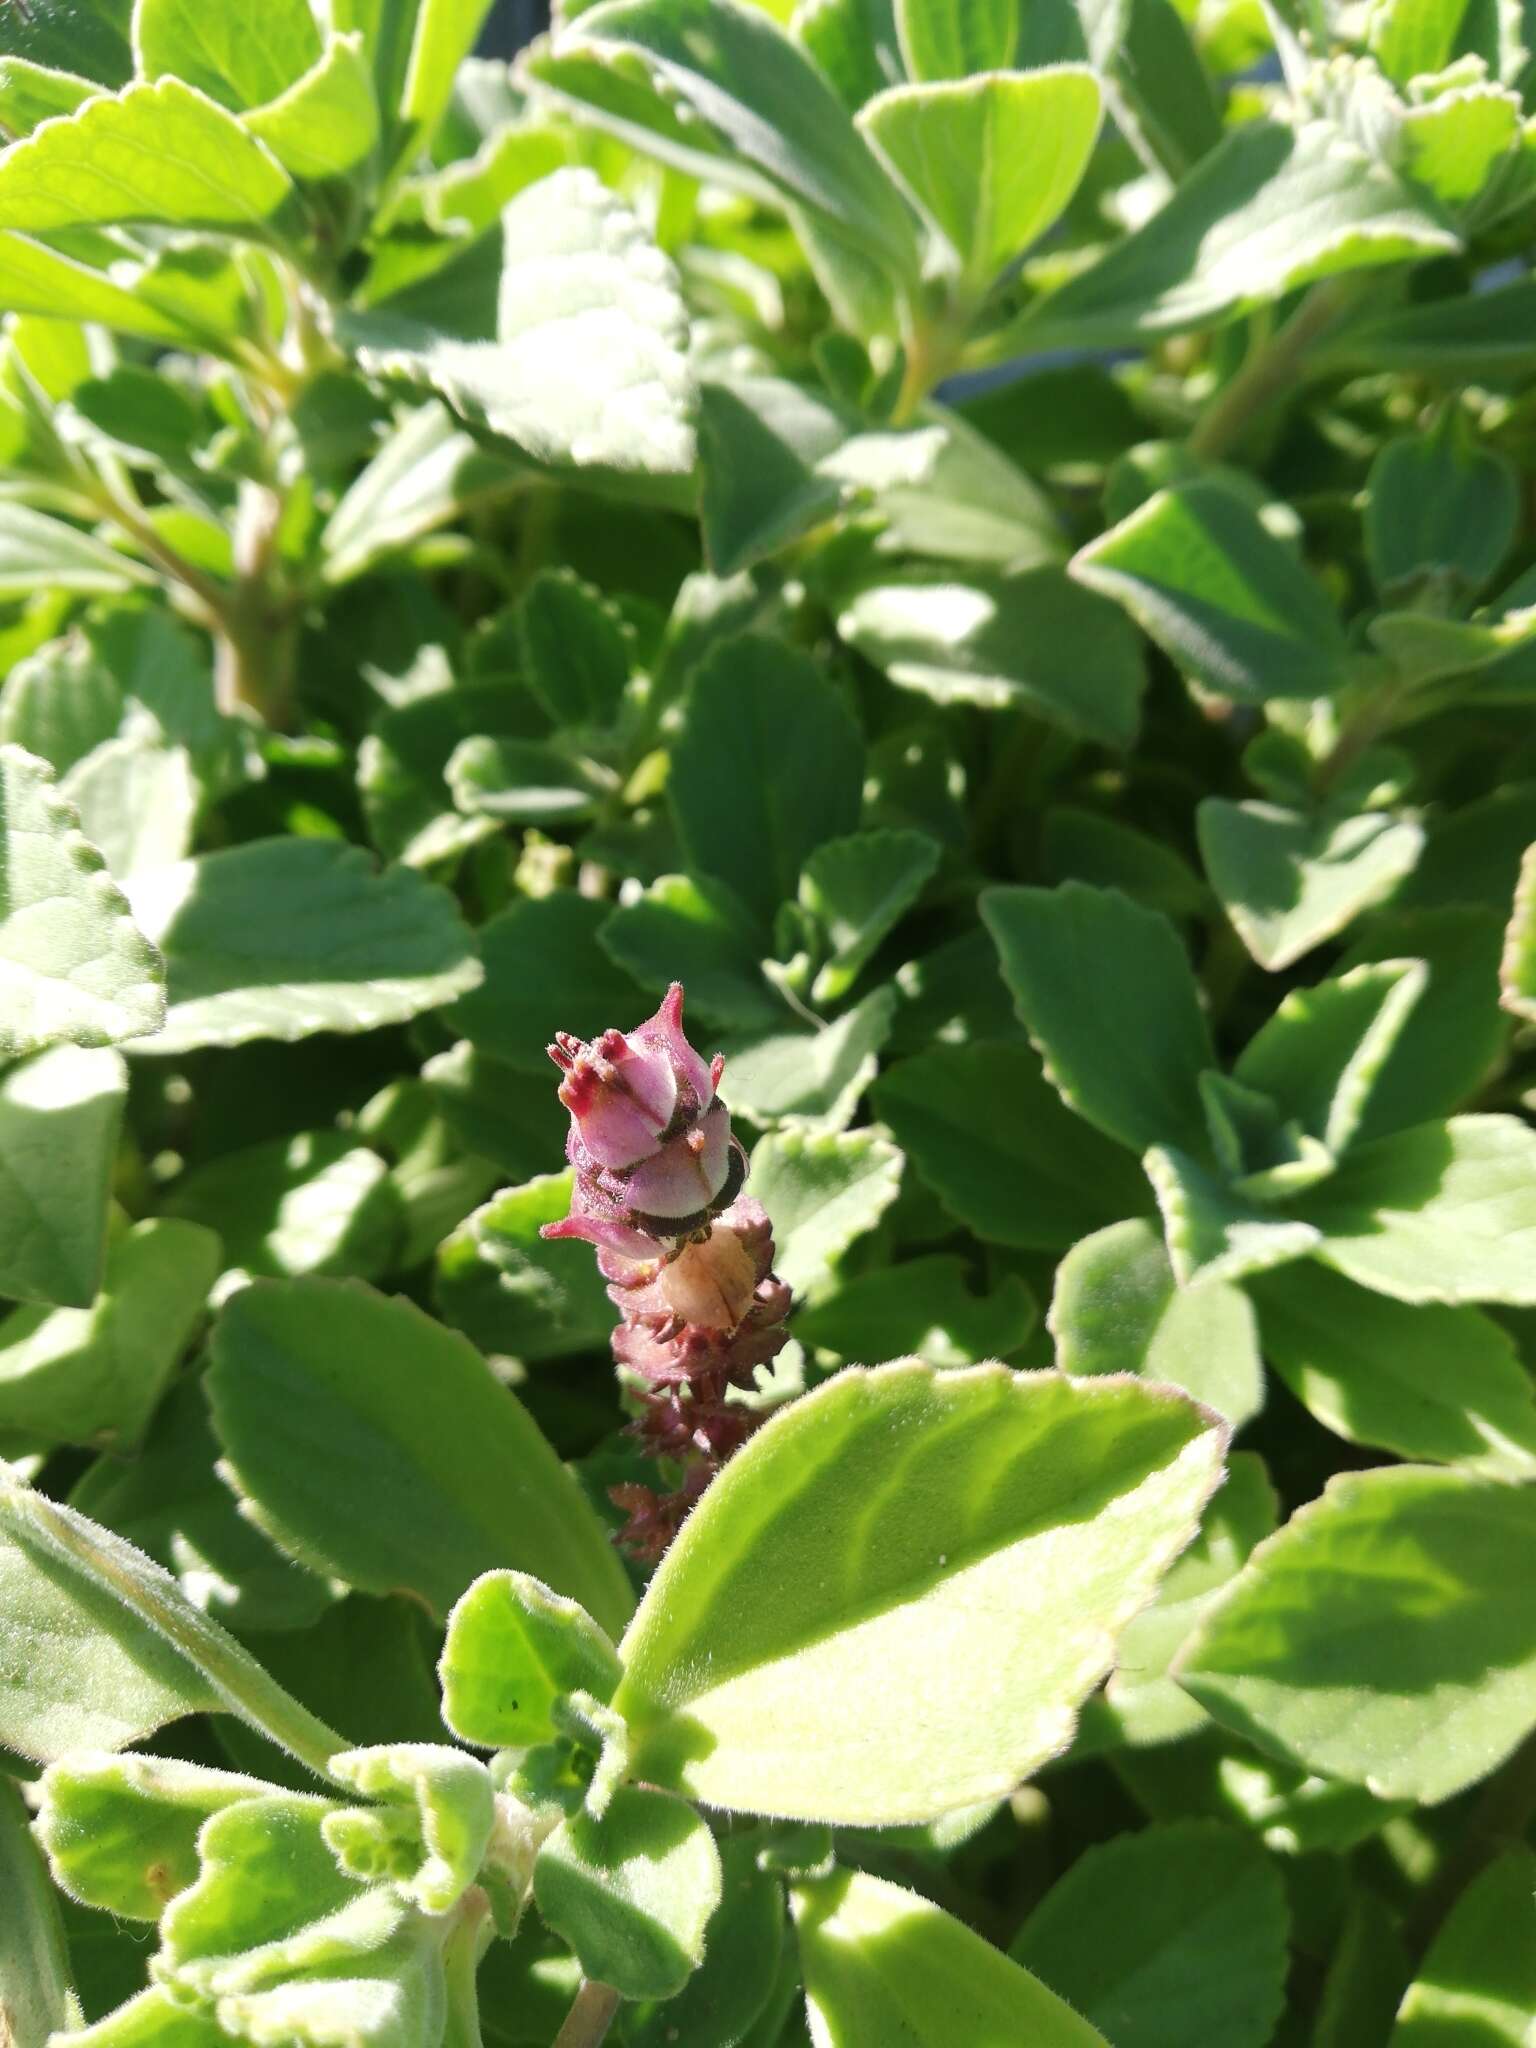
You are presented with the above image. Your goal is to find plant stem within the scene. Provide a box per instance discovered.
[215,479,300,728]
[552,1981,621,2048]
[1405,1728,1536,1958]
[1187,280,1360,462]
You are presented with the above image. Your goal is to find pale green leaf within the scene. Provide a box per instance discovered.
[720,988,895,1134]
[1178,1465,1536,1802]
[697,378,844,577]
[442,890,640,1072]
[1297,1114,1536,1304]
[615,1361,1224,1823]
[1026,119,1458,347]
[873,1040,1154,1251]
[399,0,498,149]
[0,1045,126,1310]
[47,1991,219,2048]
[1367,414,1518,599]
[1341,908,1507,1139]
[325,1743,494,1913]
[133,0,321,110]
[242,33,381,182]
[670,634,864,928]
[1143,1142,1320,1287]
[1009,1821,1289,2048]
[0,230,207,342]
[124,837,481,1056]
[1400,83,1520,204]
[1232,960,1428,1155]
[0,54,93,134]
[839,568,1145,744]
[0,78,296,234]
[1370,0,1490,82]
[1251,1262,1536,1478]
[435,1170,616,1362]
[745,1130,902,1298]
[164,1132,402,1282]
[439,1567,621,1750]
[1197,800,1424,971]
[981,882,1213,1154]
[0,1775,72,2048]
[0,503,156,596]
[860,69,1100,290]
[1501,840,1536,1020]
[1072,484,1348,704]
[797,1869,1107,2047]
[627,1832,785,2048]
[1391,1845,1536,2045]
[207,1276,634,1633]
[796,1254,1037,1369]
[1049,1217,1263,1426]
[795,0,904,111]
[799,828,940,1004]
[62,736,197,880]
[599,875,785,1031]
[0,1216,218,1449]
[0,745,164,1059]
[322,401,522,586]
[894,0,1023,76]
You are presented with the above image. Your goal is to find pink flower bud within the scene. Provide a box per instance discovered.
[547,984,718,1172]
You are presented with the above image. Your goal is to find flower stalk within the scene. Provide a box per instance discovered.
[542,984,792,1559]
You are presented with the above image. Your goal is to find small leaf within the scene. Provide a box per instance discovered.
[599,874,785,1032]
[798,828,940,1005]
[1049,1217,1263,1426]
[860,69,1100,290]
[1197,800,1424,971]
[1009,1821,1289,2048]
[534,1783,723,2002]
[1366,412,1518,599]
[873,1040,1154,1251]
[839,567,1145,745]
[697,378,844,577]
[440,1568,622,1749]
[795,1868,1108,2046]
[0,1044,126,1309]
[718,988,895,1134]
[614,1362,1224,1823]
[1391,1845,1536,2045]
[1072,483,1347,704]
[745,1129,902,1297]
[134,0,321,111]
[796,1253,1037,1369]
[1296,1114,1536,1304]
[894,0,1024,78]
[627,1832,785,2048]
[1178,1465,1536,1803]
[242,32,381,182]
[0,1774,71,2048]
[1231,960,1428,1155]
[0,54,93,135]
[0,1216,219,1448]
[398,0,500,157]
[1250,1262,1536,1479]
[1400,84,1520,206]
[33,1751,266,1920]
[163,1132,402,1282]
[982,882,1213,1154]
[125,837,481,1056]
[326,1743,494,1913]
[207,1277,634,1632]
[518,567,632,727]
[671,634,864,928]
[436,1170,617,1361]
[62,737,198,881]
[0,744,164,1059]
[0,230,209,343]
[443,890,640,1072]
[1144,1143,1319,1288]
[447,735,605,826]
[1501,840,1536,1020]
[0,504,156,597]
[0,77,296,234]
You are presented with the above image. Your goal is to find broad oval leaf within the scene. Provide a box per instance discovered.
[613,1361,1225,1824]
[0,1043,126,1309]
[0,1775,72,2048]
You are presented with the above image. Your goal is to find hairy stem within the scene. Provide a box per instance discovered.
[214,479,300,728]
[1188,280,1360,462]
[552,1980,621,2048]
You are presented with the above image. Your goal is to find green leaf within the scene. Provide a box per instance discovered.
[1400,82,1520,205]
[0,1217,218,1449]
[1296,1114,1536,1304]
[795,1868,1108,2046]
[325,1743,494,1913]
[1197,800,1424,971]
[796,0,903,111]
[59,1992,221,2048]
[0,230,207,343]
[439,1568,621,1749]
[1042,806,1210,920]
[422,1041,569,1181]
[134,0,321,110]
[164,1133,402,1282]
[0,1044,126,1310]
[859,69,1100,291]
[1231,960,1428,1155]
[0,745,164,1059]
[398,0,498,155]
[0,77,296,235]
[442,890,640,1073]
[696,379,844,577]
[614,1361,1224,1823]
[447,735,605,827]
[839,568,1145,745]
[1391,1845,1536,2045]
[1250,1262,1536,1478]
[436,1170,616,1362]
[1178,1465,1536,1802]
[1366,414,1518,599]
[744,1130,902,1298]
[1049,1218,1263,1427]
[894,0,1023,76]
[1322,275,1536,378]
[0,1774,72,2048]
[568,0,920,279]
[670,634,864,928]
[62,737,198,881]
[1369,0,1494,82]
[322,402,521,586]
[242,32,382,182]
[628,1831,785,2048]
[518,566,632,727]
[0,504,154,598]
[534,1784,723,2002]
[1072,484,1347,704]
[1144,1143,1319,1288]
[1009,1821,1289,2048]
[798,828,940,1005]
[717,988,895,1134]
[207,1277,633,1632]
[1502,840,1536,1020]
[33,1751,266,1920]
[797,1253,1037,1368]
[873,1041,1154,1251]
[599,875,785,1032]
[1027,119,1458,347]
[124,837,481,1057]
[825,407,1064,567]
[0,1464,344,1771]
[0,55,93,134]
[982,882,1213,1155]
